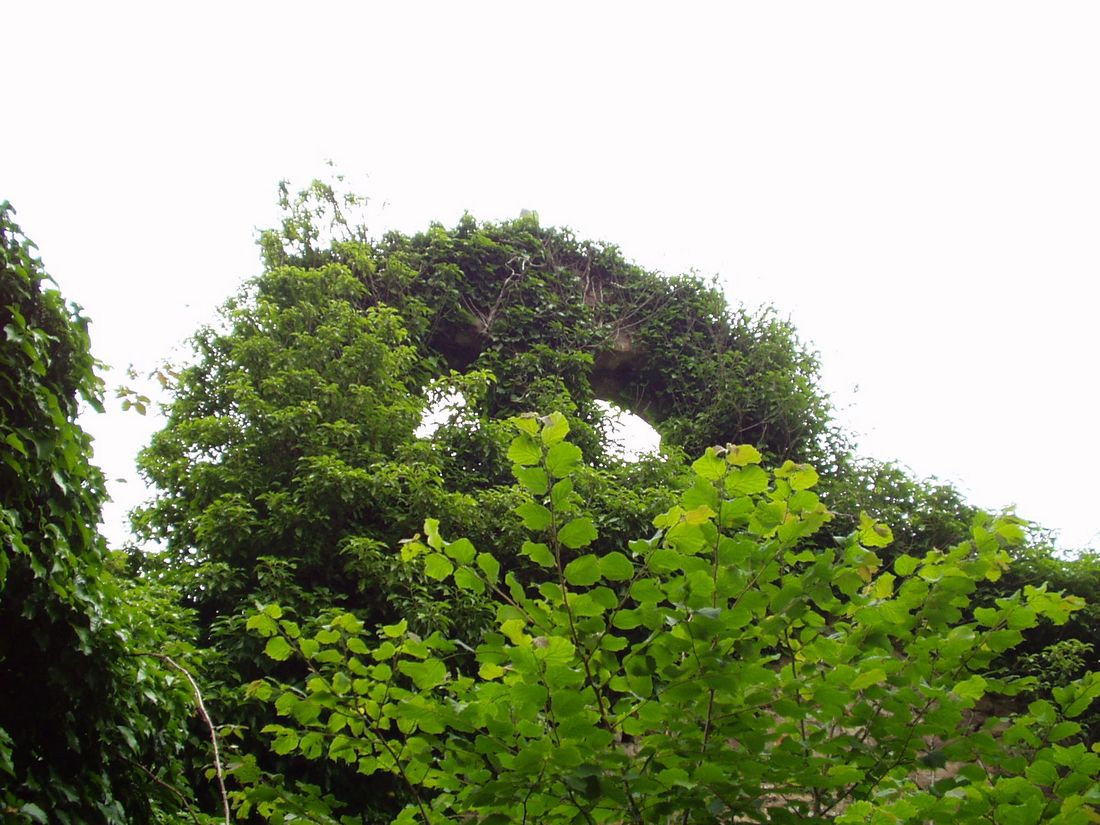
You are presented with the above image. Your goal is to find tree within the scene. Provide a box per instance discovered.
[0,203,197,822]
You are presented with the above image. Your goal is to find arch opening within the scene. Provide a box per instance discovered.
[596,399,661,462]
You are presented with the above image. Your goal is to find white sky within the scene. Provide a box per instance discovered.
[4,2,1099,552]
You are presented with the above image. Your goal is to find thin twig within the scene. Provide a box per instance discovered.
[138,652,231,825]
[125,757,204,825]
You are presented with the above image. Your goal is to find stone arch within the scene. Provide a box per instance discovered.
[348,213,832,464]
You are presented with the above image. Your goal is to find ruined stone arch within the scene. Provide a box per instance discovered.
[342,212,833,464]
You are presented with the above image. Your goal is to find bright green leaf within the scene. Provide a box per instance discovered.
[599,551,634,581]
[564,555,601,586]
[546,441,583,478]
[558,517,597,549]
[264,636,293,662]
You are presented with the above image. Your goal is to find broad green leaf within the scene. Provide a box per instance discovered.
[479,662,506,679]
[894,554,919,576]
[558,517,597,549]
[444,537,476,564]
[521,540,556,567]
[1048,721,1080,741]
[19,804,48,824]
[647,549,682,574]
[500,618,528,645]
[630,577,663,604]
[507,434,542,466]
[599,551,634,581]
[850,667,887,691]
[513,465,548,495]
[476,552,501,583]
[540,411,570,445]
[517,502,552,531]
[398,658,447,690]
[546,441,583,478]
[859,512,894,548]
[775,460,819,490]
[382,619,407,638]
[564,554,601,586]
[726,444,762,466]
[551,478,574,510]
[725,465,768,495]
[954,675,987,701]
[692,448,726,481]
[683,504,716,525]
[454,567,485,594]
[749,500,786,535]
[264,636,293,662]
[423,553,454,581]
[247,612,278,636]
[1025,759,1058,786]
[511,414,540,436]
[613,609,642,630]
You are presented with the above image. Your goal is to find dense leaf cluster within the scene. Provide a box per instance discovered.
[242,416,1100,823]
[0,203,196,823]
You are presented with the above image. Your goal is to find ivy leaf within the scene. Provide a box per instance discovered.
[558,517,597,549]
[564,554,600,586]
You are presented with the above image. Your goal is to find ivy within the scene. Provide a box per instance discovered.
[0,202,200,822]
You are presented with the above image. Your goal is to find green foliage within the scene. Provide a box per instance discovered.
[244,417,1099,823]
[132,182,1099,821]
[0,203,198,822]
[256,187,840,468]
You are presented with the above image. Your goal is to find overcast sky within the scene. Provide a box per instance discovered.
[5,2,1099,552]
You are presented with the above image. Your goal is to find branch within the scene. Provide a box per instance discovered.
[137,652,231,825]
[124,757,204,825]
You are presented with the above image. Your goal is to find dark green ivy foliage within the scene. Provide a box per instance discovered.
[0,204,198,823]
